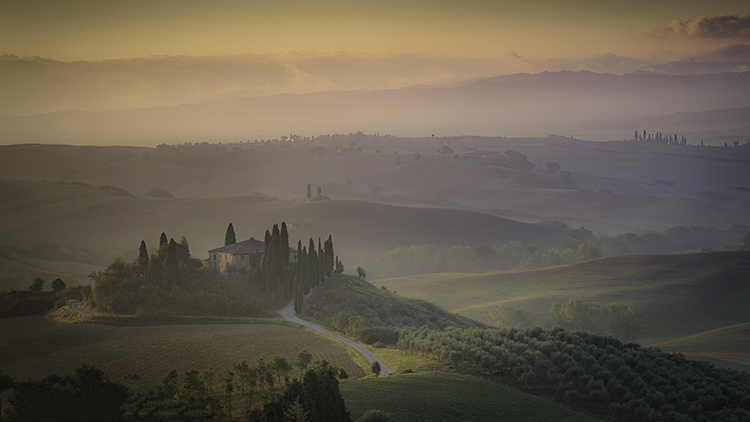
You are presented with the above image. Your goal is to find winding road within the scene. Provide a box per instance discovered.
[279,301,393,377]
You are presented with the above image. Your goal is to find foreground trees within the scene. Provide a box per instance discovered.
[4,353,353,421]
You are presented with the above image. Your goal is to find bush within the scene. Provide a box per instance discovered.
[358,409,395,422]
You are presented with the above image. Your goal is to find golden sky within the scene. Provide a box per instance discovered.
[1,0,749,115]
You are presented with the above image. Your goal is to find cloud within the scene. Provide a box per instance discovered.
[0,52,501,116]
[641,44,750,74]
[645,14,750,39]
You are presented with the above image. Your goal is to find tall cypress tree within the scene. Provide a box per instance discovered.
[309,238,319,288]
[300,246,310,295]
[159,232,168,247]
[225,223,236,246]
[271,224,282,292]
[138,240,149,268]
[166,238,178,287]
[324,235,334,278]
[261,230,272,291]
[280,222,290,267]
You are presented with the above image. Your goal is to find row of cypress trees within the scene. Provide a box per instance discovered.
[251,222,338,312]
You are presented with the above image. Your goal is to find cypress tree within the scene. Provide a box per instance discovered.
[300,246,310,295]
[306,184,311,199]
[262,230,272,291]
[138,240,149,268]
[166,238,178,287]
[281,222,290,267]
[294,275,303,314]
[159,232,168,247]
[309,239,319,288]
[324,236,334,278]
[271,224,282,291]
[225,223,236,246]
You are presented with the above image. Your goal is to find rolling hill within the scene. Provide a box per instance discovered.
[0,179,568,269]
[653,322,750,371]
[377,250,750,342]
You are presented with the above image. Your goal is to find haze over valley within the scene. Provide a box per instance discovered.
[2,1,750,421]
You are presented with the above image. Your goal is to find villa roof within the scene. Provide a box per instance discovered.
[208,238,265,255]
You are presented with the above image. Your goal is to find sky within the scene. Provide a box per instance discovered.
[1,0,750,116]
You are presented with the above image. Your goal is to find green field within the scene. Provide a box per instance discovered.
[0,315,366,392]
[340,372,602,422]
[653,322,750,367]
[378,250,750,342]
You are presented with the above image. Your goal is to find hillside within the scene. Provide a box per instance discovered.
[0,179,567,268]
[653,323,750,370]
[341,372,602,422]
[0,315,366,393]
[1,141,748,235]
[377,250,750,342]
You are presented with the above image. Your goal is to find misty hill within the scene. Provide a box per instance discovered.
[0,179,568,268]
[377,250,750,342]
[2,70,749,144]
[1,141,748,235]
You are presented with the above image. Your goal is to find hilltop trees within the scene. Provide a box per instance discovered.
[549,299,645,341]
[257,222,337,311]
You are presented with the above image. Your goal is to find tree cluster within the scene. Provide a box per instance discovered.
[254,223,337,314]
[633,130,687,145]
[3,350,353,422]
[0,279,91,318]
[599,224,748,255]
[398,326,750,422]
[92,234,264,316]
[358,240,601,280]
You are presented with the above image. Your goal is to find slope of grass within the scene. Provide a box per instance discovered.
[378,250,750,341]
[653,322,750,367]
[340,372,602,422]
[0,315,365,392]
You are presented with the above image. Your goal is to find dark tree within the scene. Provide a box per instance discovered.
[138,240,149,268]
[51,278,66,292]
[317,186,322,197]
[28,277,44,292]
[159,232,168,247]
[225,223,236,246]
[545,161,561,174]
[307,184,312,199]
[0,370,14,417]
[357,266,366,280]
[324,235,334,278]
[6,364,129,422]
[281,222,290,268]
[167,238,178,286]
[370,361,381,376]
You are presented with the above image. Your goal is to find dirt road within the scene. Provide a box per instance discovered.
[279,301,393,377]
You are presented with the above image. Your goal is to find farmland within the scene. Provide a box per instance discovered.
[0,315,366,392]
[340,372,602,422]
[377,250,750,342]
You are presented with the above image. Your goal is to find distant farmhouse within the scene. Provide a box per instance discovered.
[207,238,264,273]
[206,237,297,273]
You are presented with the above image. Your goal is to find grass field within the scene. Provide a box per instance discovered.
[378,250,750,342]
[0,315,366,392]
[340,372,602,422]
[653,322,750,368]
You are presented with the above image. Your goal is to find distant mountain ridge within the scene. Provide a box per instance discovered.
[1,70,749,145]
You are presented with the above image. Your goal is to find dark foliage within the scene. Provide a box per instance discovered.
[6,364,129,422]
[398,326,750,422]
